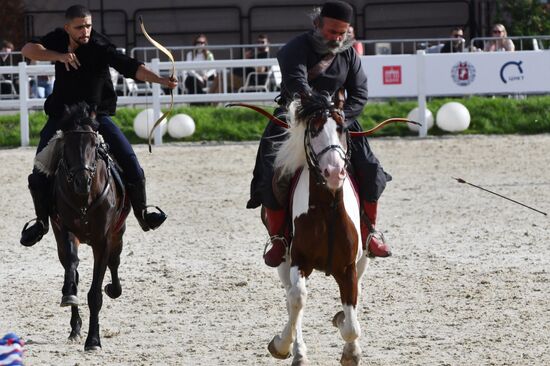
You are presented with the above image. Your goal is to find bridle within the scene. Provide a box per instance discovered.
[304,108,351,185]
[59,130,99,183]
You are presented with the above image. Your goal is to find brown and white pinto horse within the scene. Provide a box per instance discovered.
[38,103,130,351]
[266,92,367,365]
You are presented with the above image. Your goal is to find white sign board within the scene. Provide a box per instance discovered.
[361,55,417,98]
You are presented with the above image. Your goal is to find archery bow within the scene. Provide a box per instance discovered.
[138,16,176,152]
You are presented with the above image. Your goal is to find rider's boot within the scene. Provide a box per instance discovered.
[126,178,167,231]
[263,207,289,267]
[361,201,391,257]
[20,184,50,247]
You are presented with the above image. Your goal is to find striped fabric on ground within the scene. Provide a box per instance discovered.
[0,333,23,366]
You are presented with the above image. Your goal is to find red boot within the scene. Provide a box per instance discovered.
[263,207,289,267]
[362,201,391,257]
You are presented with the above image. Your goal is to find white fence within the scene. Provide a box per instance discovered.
[2,50,550,145]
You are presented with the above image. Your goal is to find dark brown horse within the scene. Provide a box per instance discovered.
[265,92,368,366]
[45,103,130,351]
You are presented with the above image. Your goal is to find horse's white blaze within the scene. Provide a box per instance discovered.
[311,118,346,191]
[340,304,361,343]
[343,177,362,261]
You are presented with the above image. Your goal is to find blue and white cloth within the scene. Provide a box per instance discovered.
[0,333,23,366]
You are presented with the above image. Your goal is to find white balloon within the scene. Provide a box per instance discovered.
[436,102,471,132]
[168,114,196,138]
[406,107,434,132]
[133,108,167,139]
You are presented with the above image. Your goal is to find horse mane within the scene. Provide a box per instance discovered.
[58,102,99,132]
[274,91,333,176]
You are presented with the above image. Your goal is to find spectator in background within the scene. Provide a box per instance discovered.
[441,27,465,53]
[348,25,364,55]
[484,24,515,52]
[0,40,19,95]
[184,34,216,94]
[255,34,270,71]
[30,60,55,98]
[0,39,14,66]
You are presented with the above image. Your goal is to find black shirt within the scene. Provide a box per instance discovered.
[277,31,368,120]
[31,28,142,117]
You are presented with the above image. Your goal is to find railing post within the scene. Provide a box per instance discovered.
[151,58,162,146]
[18,61,29,146]
[416,50,427,137]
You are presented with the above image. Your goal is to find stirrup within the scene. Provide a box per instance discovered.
[263,235,289,267]
[366,229,391,258]
[20,218,48,247]
[144,205,166,217]
[263,235,289,257]
[140,205,167,231]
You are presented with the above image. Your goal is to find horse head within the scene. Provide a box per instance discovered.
[289,91,349,191]
[58,102,101,196]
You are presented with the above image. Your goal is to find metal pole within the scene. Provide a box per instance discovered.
[416,50,427,137]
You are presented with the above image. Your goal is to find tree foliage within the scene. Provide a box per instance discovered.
[0,0,25,48]
[495,0,550,36]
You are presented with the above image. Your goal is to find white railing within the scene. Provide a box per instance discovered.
[2,49,550,146]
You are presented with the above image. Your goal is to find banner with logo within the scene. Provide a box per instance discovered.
[423,51,550,95]
[361,55,418,98]
[361,51,550,98]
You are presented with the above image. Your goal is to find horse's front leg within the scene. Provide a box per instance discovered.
[54,228,82,342]
[104,230,124,299]
[333,264,362,366]
[269,265,309,365]
[85,241,109,351]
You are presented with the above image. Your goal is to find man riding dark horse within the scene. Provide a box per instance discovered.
[19,5,178,246]
[248,1,392,267]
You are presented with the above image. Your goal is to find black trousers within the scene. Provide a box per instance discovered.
[247,112,391,210]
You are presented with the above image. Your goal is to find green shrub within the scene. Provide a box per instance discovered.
[2,95,550,147]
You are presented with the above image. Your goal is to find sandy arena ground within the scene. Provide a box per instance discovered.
[1,135,549,365]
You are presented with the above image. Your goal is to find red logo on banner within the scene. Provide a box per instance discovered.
[383,66,402,85]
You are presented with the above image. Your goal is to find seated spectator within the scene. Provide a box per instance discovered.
[209,34,272,93]
[484,24,515,52]
[30,61,54,98]
[348,26,364,55]
[0,39,19,95]
[0,40,14,66]
[184,34,216,94]
[441,27,465,53]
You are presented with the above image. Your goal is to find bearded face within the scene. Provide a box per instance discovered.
[310,17,354,55]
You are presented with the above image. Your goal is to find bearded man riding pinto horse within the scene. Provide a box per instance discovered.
[248,1,393,267]
[19,5,177,246]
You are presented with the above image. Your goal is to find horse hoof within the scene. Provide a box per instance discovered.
[68,333,81,343]
[332,311,345,328]
[85,338,102,351]
[340,354,361,366]
[104,284,122,299]
[292,357,310,366]
[60,295,79,307]
[268,336,291,360]
[84,345,102,352]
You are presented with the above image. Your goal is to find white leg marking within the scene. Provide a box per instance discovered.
[339,304,361,343]
[273,266,308,359]
[342,178,362,261]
